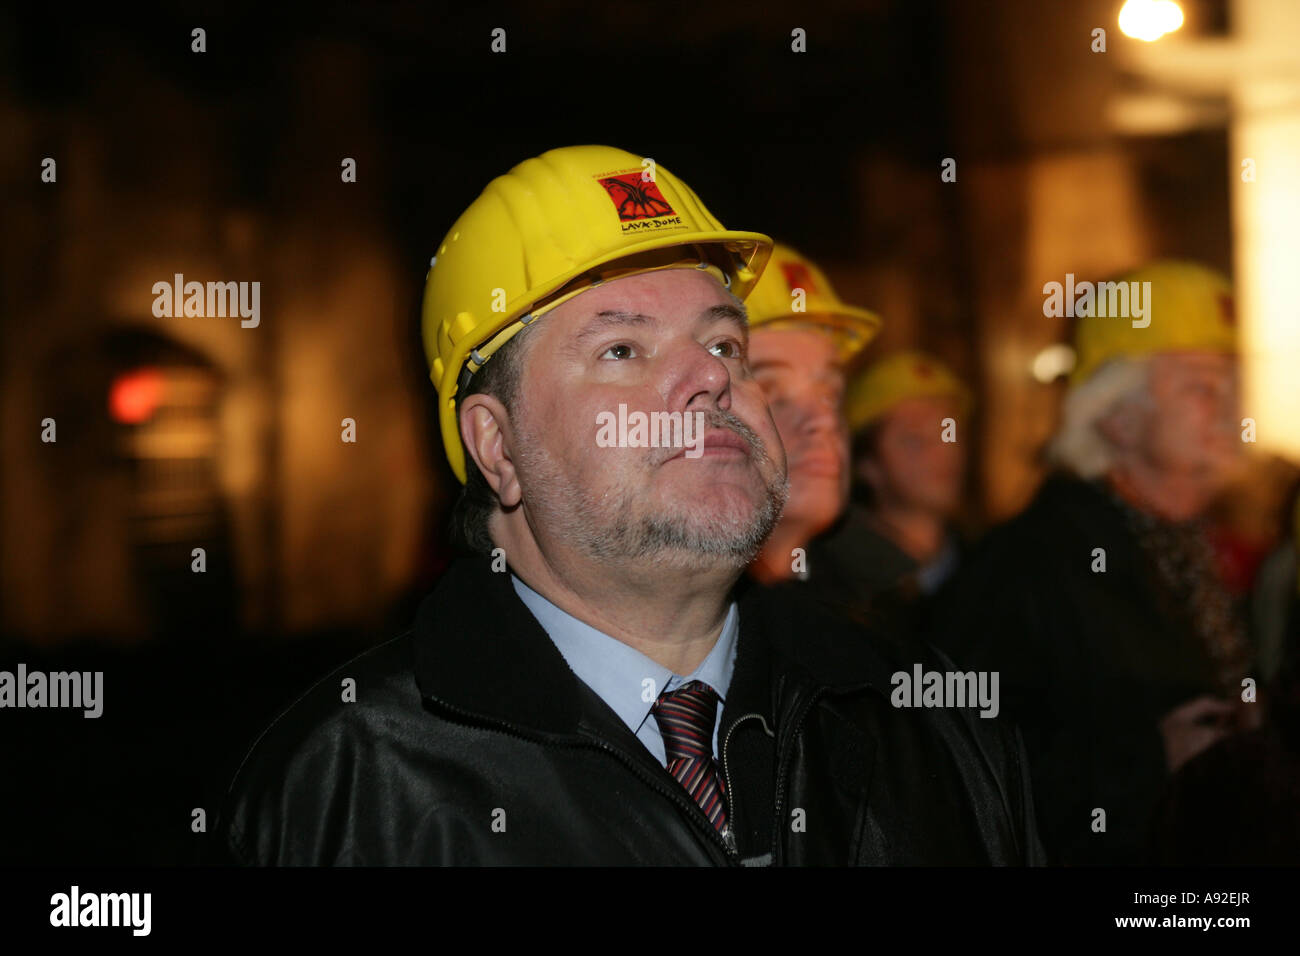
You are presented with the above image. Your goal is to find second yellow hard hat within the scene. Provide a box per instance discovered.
[744,242,882,366]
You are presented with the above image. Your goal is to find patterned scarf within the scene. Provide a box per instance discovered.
[1101,479,1253,695]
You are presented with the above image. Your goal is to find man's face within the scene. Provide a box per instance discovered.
[859,396,965,515]
[1140,351,1241,483]
[508,268,788,571]
[748,326,849,536]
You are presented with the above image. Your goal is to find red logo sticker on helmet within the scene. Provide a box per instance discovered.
[779,262,819,295]
[1218,292,1236,327]
[596,172,678,224]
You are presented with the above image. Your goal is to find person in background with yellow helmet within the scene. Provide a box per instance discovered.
[844,351,972,607]
[934,259,1256,865]
[215,146,1043,866]
[742,243,888,619]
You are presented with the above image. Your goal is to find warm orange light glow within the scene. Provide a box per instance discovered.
[109,367,165,424]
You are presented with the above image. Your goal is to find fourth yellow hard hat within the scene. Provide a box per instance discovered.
[422,145,773,483]
[1070,260,1237,385]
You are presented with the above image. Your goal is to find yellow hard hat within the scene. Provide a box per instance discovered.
[422,145,773,482]
[845,351,971,434]
[744,242,882,366]
[1071,259,1237,385]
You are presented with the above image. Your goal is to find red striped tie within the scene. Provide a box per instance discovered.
[652,680,728,833]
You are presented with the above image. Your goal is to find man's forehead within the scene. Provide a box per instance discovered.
[749,325,841,365]
[545,268,739,329]
[890,394,961,420]
[1153,350,1237,374]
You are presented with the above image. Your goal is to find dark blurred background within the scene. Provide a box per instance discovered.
[2,0,1297,863]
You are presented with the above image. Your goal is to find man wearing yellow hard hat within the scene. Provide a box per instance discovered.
[935,260,1255,865]
[742,243,887,617]
[844,351,972,608]
[217,146,1042,866]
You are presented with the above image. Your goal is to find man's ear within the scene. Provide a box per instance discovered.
[460,394,522,508]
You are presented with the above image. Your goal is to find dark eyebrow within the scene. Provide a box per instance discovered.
[572,310,656,345]
[701,303,748,333]
[699,303,749,351]
[750,358,844,385]
[570,303,748,350]
[749,357,793,373]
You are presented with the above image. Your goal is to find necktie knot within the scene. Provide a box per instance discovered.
[652,680,720,762]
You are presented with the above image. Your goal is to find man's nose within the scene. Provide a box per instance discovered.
[796,387,842,435]
[664,340,733,411]
[1215,377,1241,426]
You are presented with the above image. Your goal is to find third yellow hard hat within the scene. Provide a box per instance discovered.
[845,351,971,434]
[422,145,773,482]
[744,242,882,366]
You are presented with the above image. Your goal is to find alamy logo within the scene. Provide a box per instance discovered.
[50,886,151,936]
[595,404,706,458]
[890,664,1000,718]
[152,273,260,327]
[0,665,102,718]
[1042,273,1152,328]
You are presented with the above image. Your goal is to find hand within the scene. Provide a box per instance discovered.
[1158,695,1236,773]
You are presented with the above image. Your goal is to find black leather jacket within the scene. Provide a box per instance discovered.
[215,555,1045,865]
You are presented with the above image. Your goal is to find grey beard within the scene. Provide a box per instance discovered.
[597,481,788,570]
[518,407,789,571]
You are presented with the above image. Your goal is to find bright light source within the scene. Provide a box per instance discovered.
[1119,0,1185,42]
[1031,344,1076,383]
[109,367,165,424]
[1233,66,1300,460]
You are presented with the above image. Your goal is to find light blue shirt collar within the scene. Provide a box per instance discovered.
[510,573,738,764]
[916,531,960,595]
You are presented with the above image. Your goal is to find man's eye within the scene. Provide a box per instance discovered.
[600,344,636,360]
[709,339,743,359]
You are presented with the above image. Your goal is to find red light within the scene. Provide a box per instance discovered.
[109,367,165,424]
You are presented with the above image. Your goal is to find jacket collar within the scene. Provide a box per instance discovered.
[411,554,899,738]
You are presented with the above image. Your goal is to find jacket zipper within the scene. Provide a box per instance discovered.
[721,712,774,804]
[587,736,739,864]
[423,694,740,865]
[720,711,774,858]
[771,685,825,866]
